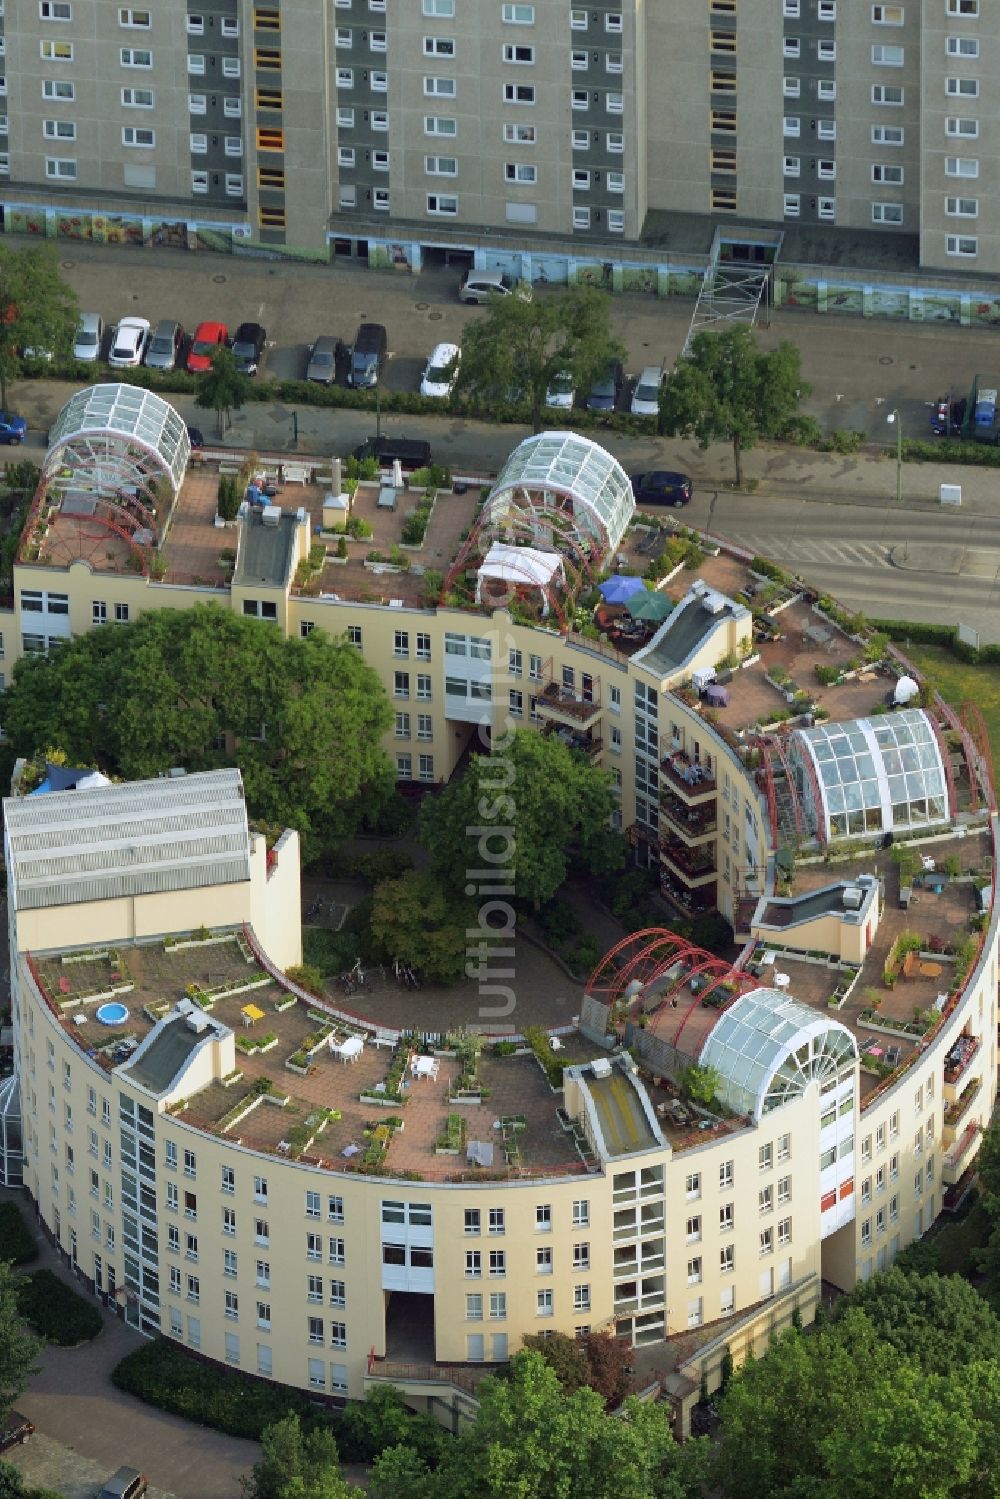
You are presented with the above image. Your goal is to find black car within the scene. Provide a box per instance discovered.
[586,360,625,412]
[930,397,966,437]
[186,426,205,450]
[630,470,693,507]
[352,435,432,471]
[231,322,266,376]
[0,1411,35,1454]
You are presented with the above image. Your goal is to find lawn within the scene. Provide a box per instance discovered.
[901,642,1000,761]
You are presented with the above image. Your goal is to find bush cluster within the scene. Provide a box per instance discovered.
[17,1269,102,1345]
[0,1203,38,1266]
[871,617,1000,667]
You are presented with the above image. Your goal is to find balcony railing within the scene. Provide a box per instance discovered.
[542,721,602,756]
[660,789,718,839]
[366,1351,486,1398]
[943,1075,982,1135]
[660,754,717,799]
[661,839,718,880]
[536,679,601,724]
[943,1120,981,1184]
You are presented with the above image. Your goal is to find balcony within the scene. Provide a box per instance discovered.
[660,871,717,915]
[944,1034,980,1091]
[943,1076,982,1141]
[536,678,601,728]
[660,753,717,802]
[541,721,602,757]
[660,788,718,842]
[943,1120,982,1186]
[661,838,718,884]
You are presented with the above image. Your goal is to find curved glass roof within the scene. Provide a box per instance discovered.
[485,432,635,554]
[700,987,857,1120]
[45,384,191,497]
[792,708,948,841]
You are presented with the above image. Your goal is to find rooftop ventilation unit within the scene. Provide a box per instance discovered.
[702,590,726,615]
[591,1057,612,1079]
[186,1011,210,1034]
[843,884,864,910]
[261,504,281,527]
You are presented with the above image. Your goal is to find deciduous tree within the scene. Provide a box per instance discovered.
[195,345,251,437]
[0,243,78,407]
[4,605,394,858]
[418,729,620,908]
[454,286,625,433]
[369,871,477,985]
[0,1262,40,1429]
[659,327,808,487]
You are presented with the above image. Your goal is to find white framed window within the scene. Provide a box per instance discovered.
[946,0,978,14]
[225,173,243,197]
[570,90,589,111]
[336,106,354,128]
[783,37,801,58]
[372,188,390,211]
[190,132,207,154]
[946,116,979,137]
[607,171,624,194]
[817,118,837,139]
[872,125,903,144]
[186,13,204,33]
[221,16,239,37]
[119,6,151,25]
[503,83,535,104]
[572,168,590,190]
[605,53,623,74]
[120,46,152,67]
[426,192,458,215]
[40,39,74,60]
[872,44,903,65]
[783,117,800,137]
[504,122,536,144]
[818,197,835,220]
[336,67,354,88]
[371,110,388,130]
[606,92,624,113]
[572,207,590,229]
[872,4,904,21]
[191,169,209,194]
[43,118,76,139]
[189,93,206,114]
[338,145,355,167]
[222,56,240,78]
[872,84,903,104]
[946,195,978,217]
[122,125,154,147]
[946,36,979,56]
[946,156,979,177]
[817,40,836,61]
[424,76,457,96]
[372,148,389,170]
[872,163,903,183]
[335,26,353,48]
[224,135,242,156]
[422,0,455,12]
[42,79,75,99]
[783,155,800,176]
[40,0,72,17]
[121,87,154,107]
[817,158,836,179]
[605,13,622,31]
[818,0,836,15]
[187,54,205,75]
[424,115,457,136]
[44,155,77,178]
[370,30,387,51]
[817,79,836,100]
[946,233,977,256]
[423,36,455,56]
[504,161,537,183]
[425,154,457,175]
[783,0,800,12]
[783,193,800,218]
[503,41,535,63]
[946,77,978,96]
[502,2,534,20]
[224,96,242,117]
[607,130,623,152]
[570,8,588,28]
[783,77,801,98]
[872,202,903,224]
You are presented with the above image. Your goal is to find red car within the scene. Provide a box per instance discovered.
[186,321,228,374]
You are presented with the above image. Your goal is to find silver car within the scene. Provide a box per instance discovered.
[145,319,185,371]
[73,313,104,363]
[306,335,340,385]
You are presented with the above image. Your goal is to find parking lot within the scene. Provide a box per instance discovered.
[37,235,996,438]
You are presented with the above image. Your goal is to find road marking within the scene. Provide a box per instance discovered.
[728,534,891,569]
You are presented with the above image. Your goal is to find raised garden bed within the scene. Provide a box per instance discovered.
[235,1031,278,1055]
[435,1113,467,1154]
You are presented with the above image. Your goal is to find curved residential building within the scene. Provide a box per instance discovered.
[1,406,997,1433]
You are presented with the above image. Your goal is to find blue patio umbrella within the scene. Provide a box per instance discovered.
[598,573,646,605]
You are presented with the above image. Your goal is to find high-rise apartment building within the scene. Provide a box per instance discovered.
[1,1,997,278]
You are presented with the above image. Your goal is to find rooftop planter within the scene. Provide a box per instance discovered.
[435,1112,467,1155]
[235,1030,278,1055]
[164,929,236,953]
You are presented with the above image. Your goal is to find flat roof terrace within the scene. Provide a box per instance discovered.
[28,931,610,1182]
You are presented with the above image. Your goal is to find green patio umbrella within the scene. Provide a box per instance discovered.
[626,589,672,623]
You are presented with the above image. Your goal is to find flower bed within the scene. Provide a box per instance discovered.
[217,1093,261,1135]
[435,1113,466,1154]
[164,929,236,953]
[235,1031,278,1055]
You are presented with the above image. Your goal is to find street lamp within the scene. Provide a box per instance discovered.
[886,409,902,506]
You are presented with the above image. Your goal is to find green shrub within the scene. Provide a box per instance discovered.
[285,963,326,997]
[18,1269,102,1345]
[345,515,373,540]
[536,898,581,945]
[0,1203,38,1265]
[302,926,359,976]
[112,1338,317,1440]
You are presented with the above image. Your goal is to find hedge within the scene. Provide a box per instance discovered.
[871,618,1000,666]
[0,1203,38,1266]
[111,1338,447,1463]
[17,1269,102,1345]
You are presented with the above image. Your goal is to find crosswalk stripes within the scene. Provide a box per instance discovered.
[726,534,891,569]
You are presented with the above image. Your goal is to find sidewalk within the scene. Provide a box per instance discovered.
[7,376,999,518]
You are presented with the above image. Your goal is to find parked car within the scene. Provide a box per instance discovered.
[352,434,432,470]
[0,1411,35,1454]
[585,360,624,412]
[108,317,151,369]
[459,269,519,305]
[145,319,185,371]
[186,426,205,450]
[930,396,966,437]
[347,322,388,389]
[186,321,228,374]
[420,342,460,398]
[0,412,27,445]
[631,364,666,417]
[630,470,693,507]
[98,1468,147,1499]
[73,313,104,363]
[231,321,266,376]
[545,371,575,409]
[306,335,341,386]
